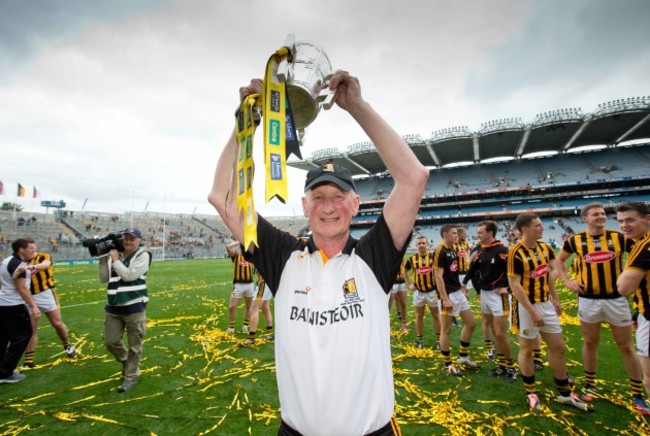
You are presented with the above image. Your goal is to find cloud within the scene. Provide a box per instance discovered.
[464,0,650,117]
[0,0,648,217]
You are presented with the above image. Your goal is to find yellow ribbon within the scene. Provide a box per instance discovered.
[235,94,260,249]
[234,46,293,248]
[263,46,291,204]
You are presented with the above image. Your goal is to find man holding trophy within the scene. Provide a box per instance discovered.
[209,38,428,436]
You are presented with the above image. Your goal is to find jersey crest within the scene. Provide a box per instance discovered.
[342,278,358,298]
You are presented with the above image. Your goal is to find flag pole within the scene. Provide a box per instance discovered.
[130,189,135,227]
[162,196,166,261]
[13,183,21,220]
[30,186,35,220]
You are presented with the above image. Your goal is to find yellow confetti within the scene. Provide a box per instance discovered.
[52,412,78,422]
[80,413,123,425]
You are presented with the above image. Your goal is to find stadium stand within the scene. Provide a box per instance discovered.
[0,209,307,262]
[3,97,647,259]
[288,96,650,247]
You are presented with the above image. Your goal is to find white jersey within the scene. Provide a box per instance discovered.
[0,255,29,306]
[251,214,405,435]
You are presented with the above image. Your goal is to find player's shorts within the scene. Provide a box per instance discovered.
[578,296,632,327]
[636,316,650,357]
[231,282,255,299]
[440,290,471,317]
[255,283,273,301]
[480,290,510,317]
[413,290,438,308]
[516,300,562,339]
[33,289,60,313]
[391,283,407,294]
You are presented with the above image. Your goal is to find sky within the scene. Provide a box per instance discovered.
[1,0,649,217]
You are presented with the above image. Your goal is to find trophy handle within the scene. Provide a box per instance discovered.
[277,34,297,83]
[318,73,337,110]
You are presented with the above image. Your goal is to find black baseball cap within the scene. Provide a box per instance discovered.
[304,163,356,193]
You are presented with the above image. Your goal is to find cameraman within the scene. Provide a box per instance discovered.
[98,228,151,393]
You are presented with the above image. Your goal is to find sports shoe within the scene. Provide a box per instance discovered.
[580,385,597,403]
[505,368,518,383]
[0,372,26,384]
[242,325,249,334]
[400,324,408,333]
[435,342,441,350]
[527,393,542,412]
[567,373,575,387]
[415,340,424,349]
[226,327,235,334]
[21,362,35,369]
[446,364,463,376]
[633,396,650,416]
[451,317,460,328]
[488,366,506,377]
[534,361,544,371]
[457,356,481,370]
[485,349,495,362]
[65,345,77,358]
[262,333,274,341]
[556,392,594,412]
[117,379,136,393]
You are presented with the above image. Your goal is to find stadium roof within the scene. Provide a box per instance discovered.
[288,96,650,176]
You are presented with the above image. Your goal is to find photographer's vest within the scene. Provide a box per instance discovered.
[106,248,150,314]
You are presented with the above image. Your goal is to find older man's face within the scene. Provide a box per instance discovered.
[302,183,359,242]
[123,234,141,254]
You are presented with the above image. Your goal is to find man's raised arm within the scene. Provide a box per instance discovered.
[331,72,428,250]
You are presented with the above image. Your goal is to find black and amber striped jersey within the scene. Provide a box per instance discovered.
[626,231,650,320]
[507,241,556,304]
[453,240,471,273]
[433,243,461,293]
[29,252,55,294]
[405,252,436,292]
[393,261,405,284]
[561,229,631,299]
[231,252,254,284]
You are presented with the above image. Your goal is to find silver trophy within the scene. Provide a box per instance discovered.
[277,35,335,139]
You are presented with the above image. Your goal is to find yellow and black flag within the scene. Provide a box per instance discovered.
[17,183,25,197]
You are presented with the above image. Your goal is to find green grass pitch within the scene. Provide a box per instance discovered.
[0,258,648,435]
